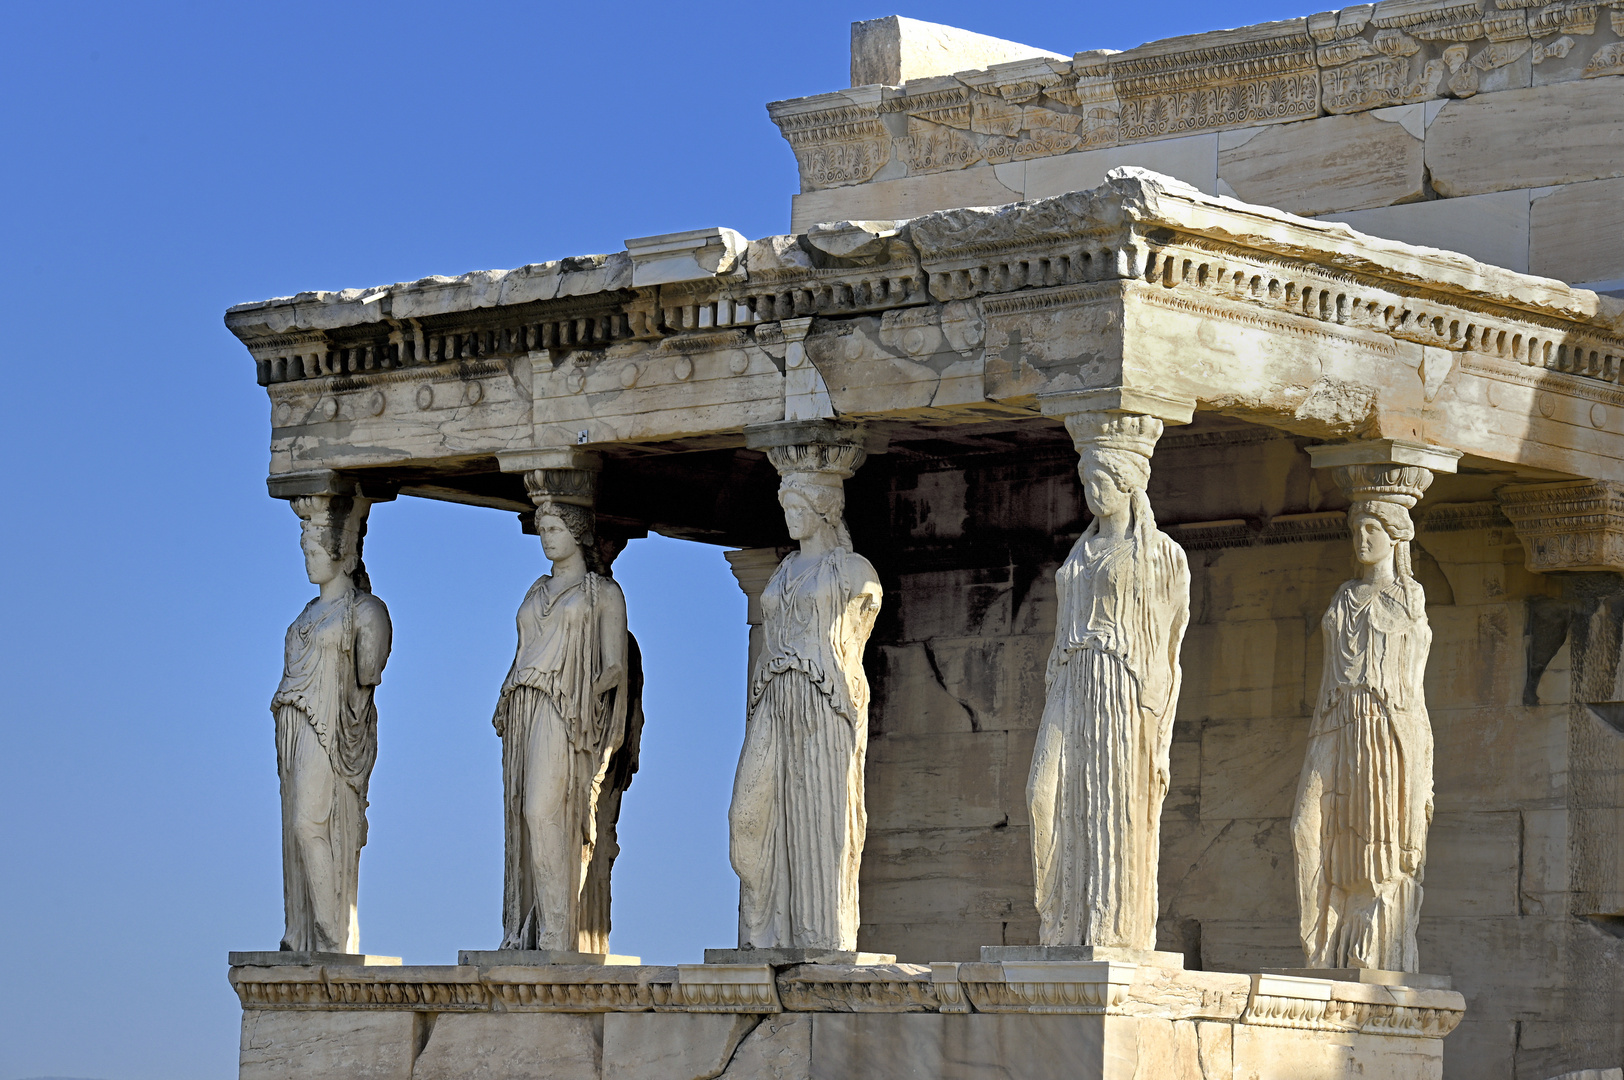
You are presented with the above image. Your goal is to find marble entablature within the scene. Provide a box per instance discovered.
[227,170,1624,490]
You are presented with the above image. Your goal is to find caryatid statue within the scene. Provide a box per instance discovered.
[493,462,631,953]
[272,493,392,955]
[730,430,883,951]
[1027,411,1190,950]
[1293,453,1451,972]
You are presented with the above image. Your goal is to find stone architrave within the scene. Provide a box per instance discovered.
[1027,391,1193,951]
[729,421,883,951]
[273,492,392,955]
[1294,440,1460,974]
[491,451,632,953]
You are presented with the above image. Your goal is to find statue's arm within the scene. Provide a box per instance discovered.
[845,554,884,641]
[354,595,392,688]
[1154,547,1192,771]
[494,582,542,735]
[593,580,629,699]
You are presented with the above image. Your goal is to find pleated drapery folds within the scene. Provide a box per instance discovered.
[1293,578,1434,972]
[730,547,881,951]
[1027,526,1189,950]
[494,572,628,952]
[272,589,390,954]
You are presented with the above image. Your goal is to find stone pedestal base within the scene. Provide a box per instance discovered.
[1264,967,1453,990]
[703,947,897,966]
[230,959,1464,1079]
[458,950,642,966]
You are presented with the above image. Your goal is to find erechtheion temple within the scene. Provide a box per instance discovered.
[224,7,1624,1078]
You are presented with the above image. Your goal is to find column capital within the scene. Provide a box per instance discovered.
[1304,439,1462,474]
[744,419,885,453]
[725,547,788,630]
[1038,388,1195,426]
[1499,479,1624,573]
[266,469,398,502]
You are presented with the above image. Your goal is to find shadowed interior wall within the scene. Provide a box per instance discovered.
[843,422,1624,1080]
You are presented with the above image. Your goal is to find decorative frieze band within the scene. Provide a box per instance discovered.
[1499,479,1624,572]
[1241,974,1464,1038]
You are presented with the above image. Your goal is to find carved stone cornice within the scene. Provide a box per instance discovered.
[774,964,937,1012]
[766,88,892,189]
[227,959,1464,1033]
[1240,974,1464,1038]
[666,964,780,1013]
[1499,480,1624,572]
[953,961,1136,1014]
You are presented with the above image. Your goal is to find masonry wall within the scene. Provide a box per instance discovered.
[776,7,1624,296]
[844,423,1624,1079]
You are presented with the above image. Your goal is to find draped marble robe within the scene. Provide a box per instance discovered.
[494,571,628,951]
[272,588,391,954]
[1028,523,1189,948]
[730,546,882,950]
[1293,576,1434,971]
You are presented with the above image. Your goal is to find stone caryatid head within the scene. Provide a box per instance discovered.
[291,493,370,591]
[1334,464,1434,581]
[523,460,607,576]
[1063,411,1164,538]
[767,440,867,552]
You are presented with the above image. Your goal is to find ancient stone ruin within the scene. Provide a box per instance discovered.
[225,8,1624,1079]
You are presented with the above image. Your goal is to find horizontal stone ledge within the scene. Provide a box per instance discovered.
[227,958,1463,1035]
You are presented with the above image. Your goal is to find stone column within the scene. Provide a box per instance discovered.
[725,547,787,678]
[484,449,640,963]
[717,419,886,962]
[1008,389,1193,961]
[265,470,396,962]
[1292,438,1460,975]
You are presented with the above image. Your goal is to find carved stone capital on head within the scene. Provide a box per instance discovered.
[1329,464,1436,510]
[745,419,879,480]
[1307,440,1459,508]
[1060,410,1166,462]
[1306,440,1459,554]
[498,450,603,510]
[1499,480,1624,573]
[288,490,368,531]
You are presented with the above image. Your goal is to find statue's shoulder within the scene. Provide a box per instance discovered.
[1147,527,1190,569]
[352,590,392,628]
[836,548,880,589]
[591,572,628,607]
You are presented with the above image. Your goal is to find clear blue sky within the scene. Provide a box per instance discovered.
[1,2,1310,1076]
